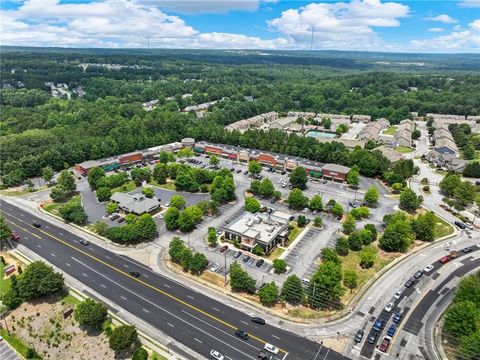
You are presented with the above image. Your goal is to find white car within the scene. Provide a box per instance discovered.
[384,302,394,313]
[158,214,164,219]
[464,222,474,230]
[303,208,309,213]
[264,343,279,355]
[210,263,220,272]
[424,264,434,273]
[394,290,402,300]
[210,350,224,360]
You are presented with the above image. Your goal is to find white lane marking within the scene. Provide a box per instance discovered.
[100,284,107,288]
[105,255,111,259]
[123,264,129,268]
[164,284,170,288]
[143,274,149,278]
[20,213,24,217]
[121,296,127,300]
[37,244,42,248]
[45,225,49,229]
[50,253,56,257]
[272,335,280,340]
[70,257,257,360]
[59,232,63,236]
[212,307,220,312]
[322,349,330,360]
[167,322,175,328]
[194,338,202,343]
[240,320,248,325]
[82,273,88,277]
[187,295,194,300]
[66,263,71,267]
[143,308,150,313]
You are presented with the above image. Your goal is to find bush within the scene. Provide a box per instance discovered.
[74,299,108,328]
[141,187,154,198]
[132,347,149,360]
[17,261,64,301]
[96,186,111,202]
[272,259,287,274]
[335,237,349,256]
[359,246,377,269]
[258,282,279,307]
[109,325,138,351]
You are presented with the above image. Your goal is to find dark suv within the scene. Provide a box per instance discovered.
[235,329,249,340]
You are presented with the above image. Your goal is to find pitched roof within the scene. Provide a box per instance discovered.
[322,163,351,174]
[374,145,403,163]
[110,192,159,215]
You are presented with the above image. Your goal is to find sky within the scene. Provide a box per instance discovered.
[0,0,479,53]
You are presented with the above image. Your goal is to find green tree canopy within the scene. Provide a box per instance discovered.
[289,166,308,190]
[74,299,108,328]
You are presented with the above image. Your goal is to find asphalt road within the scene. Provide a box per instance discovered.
[1,200,349,360]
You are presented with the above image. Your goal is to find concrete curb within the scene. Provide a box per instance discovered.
[8,249,185,360]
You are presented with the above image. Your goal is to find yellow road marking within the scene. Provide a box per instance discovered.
[2,211,287,354]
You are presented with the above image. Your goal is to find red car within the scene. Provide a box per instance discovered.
[379,338,390,352]
[10,232,20,241]
[439,256,450,264]
[219,245,228,253]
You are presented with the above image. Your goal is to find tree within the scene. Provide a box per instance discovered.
[207,227,218,247]
[359,245,377,269]
[258,282,279,307]
[322,117,332,129]
[455,271,480,304]
[454,181,477,206]
[169,237,186,263]
[309,194,323,211]
[258,178,275,198]
[272,259,287,274]
[245,197,261,213]
[130,167,151,186]
[142,187,154,198]
[439,174,461,197]
[176,148,194,158]
[350,206,370,219]
[106,202,119,214]
[41,166,54,185]
[297,215,307,227]
[164,207,180,231]
[348,232,363,251]
[289,167,308,190]
[132,347,149,360]
[87,167,105,190]
[464,142,476,160]
[346,169,360,188]
[412,211,436,242]
[335,237,349,256]
[50,185,71,202]
[178,205,202,232]
[109,325,138,351]
[57,170,76,193]
[248,160,262,176]
[363,224,378,242]
[331,203,344,217]
[158,151,174,164]
[59,197,88,224]
[343,270,358,293]
[444,301,480,337]
[460,330,480,360]
[399,188,423,212]
[342,214,356,234]
[307,260,344,309]
[134,214,157,240]
[0,215,12,251]
[74,299,108,328]
[380,214,413,252]
[364,186,379,207]
[463,162,480,178]
[2,274,22,309]
[272,190,282,200]
[17,261,64,300]
[281,275,304,305]
[96,186,111,202]
[169,195,186,209]
[313,216,323,227]
[229,262,255,293]
[321,247,340,264]
[94,221,109,236]
[287,188,309,209]
[153,163,168,184]
[190,252,208,275]
[209,155,219,166]
[180,247,193,271]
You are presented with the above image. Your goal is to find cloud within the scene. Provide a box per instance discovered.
[424,14,458,23]
[267,0,409,50]
[411,19,480,51]
[428,27,445,32]
[141,0,276,15]
[458,0,480,8]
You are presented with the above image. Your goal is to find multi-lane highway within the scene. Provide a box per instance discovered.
[0,200,349,360]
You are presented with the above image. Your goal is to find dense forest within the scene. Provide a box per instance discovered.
[1,48,480,187]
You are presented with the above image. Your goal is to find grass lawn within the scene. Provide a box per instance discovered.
[394,146,414,154]
[0,328,30,357]
[382,126,397,135]
[149,179,176,190]
[285,222,303,247]
[150,352,168,360]
[111,180,137,193]
[340,248,396,305]
[433,214,454,239]
[0,261,12,295]
[266,247,285,261]
[43,202,63,215]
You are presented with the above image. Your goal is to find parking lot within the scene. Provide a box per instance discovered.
[0,341,19,360]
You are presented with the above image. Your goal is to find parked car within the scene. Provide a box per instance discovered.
[117,217,125,223]
[80,240,90,245]
[110,214,120,220]
[243,255,251,263]
[404,278,416,288]
[32,222,41,228]
[234,251,242,259]
[393,313,402,324]
[439,256,450,264]
[454,221,466,229]
[219,245,228,253]
[349,201,357,208]
[384,302,394,313]
[387,325,397,337]
[373,319,385,331]
[354,329,364,343]
[270,198,277,204]
[413,270,423,279]
[424,264,434,272]
[216,230,223,235]
[210,263,220,272]
[367,333,377,344]
[258,351,272,360]
[394,290,403,300]
[303,208,309,213]
[379,338,390,352]
[264,343,279,355]
[251,317,265,325]
[243,170,249,175]
[235,329,249,340]
[256,259,265,267]
[236,169,242,173]
[10,232,20,241]
[462,247,473,253]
